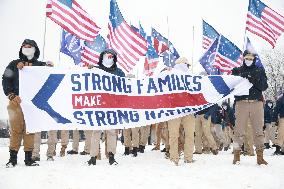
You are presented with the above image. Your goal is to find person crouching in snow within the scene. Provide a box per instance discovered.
[87,49,125,165]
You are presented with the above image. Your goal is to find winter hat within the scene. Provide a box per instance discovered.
[175,57,191,66]
[243,50,256,59]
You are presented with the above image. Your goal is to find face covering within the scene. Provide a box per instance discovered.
[22,47,35,60]
[244,60,253,67]
[268,103,272,108]
[102,53,114,68]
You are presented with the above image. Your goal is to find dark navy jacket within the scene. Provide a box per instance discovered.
[274,95,284,119]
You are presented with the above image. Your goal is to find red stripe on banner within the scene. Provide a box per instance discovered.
[72,92,208,109]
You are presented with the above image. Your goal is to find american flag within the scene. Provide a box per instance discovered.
[212,35,243,74]
[108,0,147,73]
[143,37,160,77]
[202,20,220,50]
[151,28,180,67]
[46,0,101,42]
[151,28,169,55]
[199,38,221,75]
[246,0,284,48]
[81,35,107,66]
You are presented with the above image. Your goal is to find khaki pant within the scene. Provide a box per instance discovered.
[46,130,58,157]
[211,124,225,148]
[7,102,34,152]
[275,118,284,146]
[90,130,117,157]
[32,132,41,158]
[244,120,254,154]
[195,115,217,152]
[264,123,276,144]
[83,130,92,153]
[60,130,69,146]
[233,101,265,150]
[124,127,139,148]
[168,115,195,162]
[139,125,150,146]
[224,126,233,147]
[154,122,169,150]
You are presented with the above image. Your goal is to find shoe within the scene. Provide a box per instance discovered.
[32,157,40,161]
[165,151,170,159]
[6,150,18,168]
[24,151,39,166]
[161,148,167,152]
[219,143,223,151]
[224,146,229,151]
[108,152,118,165]
[47,156,54,161]
[233,150,241,165]
[139,145,145,153]
[256,149,268,165]
[88,157,97,165]
[264,143,271,149]
[273,145,282,155]
[67,150,78,155]
[60,145,67,157]
[124,147,130,155]
[132,147,138,157]
[80,151,90,155]
[211,149,218,155]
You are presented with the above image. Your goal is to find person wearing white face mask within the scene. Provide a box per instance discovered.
[231,50,268,165]
[2,39,47,167]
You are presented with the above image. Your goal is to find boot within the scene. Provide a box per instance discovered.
[224,146,229,151]
[161,147,166,152]
[256,149,268,165]
[132,147,138,157]
[87,156,96,165]
[6,150,18,168]
[124,147,130,155]
[67,150,78,155]
[108,152,118,165]
[60,145,67,157]
[264,143,271,149]
[273,145,282,155]
[80,151,90,155]
[211,148,218,155]
[233,150,241,165]
[139,145,145,153]
[24,151,39,166]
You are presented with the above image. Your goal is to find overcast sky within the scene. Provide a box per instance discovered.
[0,0,284,119]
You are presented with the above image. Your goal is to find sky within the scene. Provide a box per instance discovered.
[0,0,284,119]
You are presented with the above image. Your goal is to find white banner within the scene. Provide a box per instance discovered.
[19,67,252,133]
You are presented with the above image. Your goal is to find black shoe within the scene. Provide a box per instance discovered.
[132,147,138,157]
[264,143,271,149]
[124,147,130,155]
[25,151,39,166]
[67,150,78,155]
[272,144,277,147]
[273,145,282,155]
[32,157,40,161]
[87,157,97,165]
[6,150,18,168]
[80,151,90,155]
[219,143,223,151]
[139,145,145,153]
[161,148,166,152]
[224,146,229,151]
[108,152,118,165]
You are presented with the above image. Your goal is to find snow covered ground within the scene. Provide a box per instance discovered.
[0,140,284,189]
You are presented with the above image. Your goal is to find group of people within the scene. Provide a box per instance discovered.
[2,39,284,167]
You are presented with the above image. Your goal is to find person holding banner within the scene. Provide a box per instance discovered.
[232,50,268,165]
[87,49,125,165]
[2,39,47,167]
[167,57,196,166]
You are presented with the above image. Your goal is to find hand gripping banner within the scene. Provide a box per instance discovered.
[19,67,252,132]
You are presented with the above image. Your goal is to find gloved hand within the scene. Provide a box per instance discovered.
[17,62,25,70]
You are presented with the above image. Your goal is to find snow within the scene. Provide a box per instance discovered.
[0,140,284,189]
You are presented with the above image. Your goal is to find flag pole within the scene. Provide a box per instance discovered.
[167,16,171,67]
[58,29,63,66]
[242,1,250,52]
[42,16,47,61]
[191,25,195,74]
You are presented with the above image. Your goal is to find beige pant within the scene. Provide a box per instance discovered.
[32,132,41,158]
[244,120,254,154]
[46,130,58,157]
[195,115,217,152]
[124,127,139,148]
[168,115,195,162]
[233,101,265,150]
[7,102,34,152]
[264,123,275,143]
[154,122,169,149]
[90,130,117,157]
[224,126,233,147]
[275,118,284,146]
[211,124,225,148]
[139,125,150,146]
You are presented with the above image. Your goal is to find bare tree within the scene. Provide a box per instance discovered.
[260,47,284,101]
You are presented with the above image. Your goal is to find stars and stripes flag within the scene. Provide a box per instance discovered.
[202,20,220,50]
[143,36,160,76]
[46,0,101,42]
[212,35,243,74]
[81,35,107,66]
[151,28,169,55]
[246,0,284,48]
[151,28,180,67]
[108,0,147,73]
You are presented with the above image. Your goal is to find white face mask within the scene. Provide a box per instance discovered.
[244,60,253,66]
[102,53,114,68]
[22,47,35,60]
[268,103,272,108]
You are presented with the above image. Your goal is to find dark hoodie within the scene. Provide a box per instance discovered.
[2,39,46,96]
[264,100,274,124]
[95,49,125,77]
[221,102,235,127]
[274,94,284,119]
[232,50,268,101]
